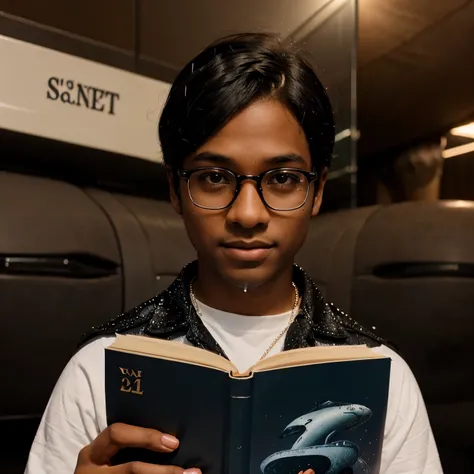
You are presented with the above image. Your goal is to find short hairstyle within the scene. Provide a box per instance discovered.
[159,33,335,174]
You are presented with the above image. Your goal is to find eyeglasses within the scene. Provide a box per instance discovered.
[178,167,318,211]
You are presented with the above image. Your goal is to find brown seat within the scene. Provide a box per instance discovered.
[0,172,196,473]
[297,201,474,474]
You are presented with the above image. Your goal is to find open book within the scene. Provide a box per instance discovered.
[105,334,391,474]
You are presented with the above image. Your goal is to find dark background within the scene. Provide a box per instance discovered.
[3,1,474,208]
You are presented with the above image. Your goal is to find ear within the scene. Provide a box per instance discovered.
[166,167,183,215]
[311,168,328,217]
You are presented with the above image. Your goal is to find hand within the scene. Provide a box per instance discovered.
[74,422,201,474]
[298,470,315,474]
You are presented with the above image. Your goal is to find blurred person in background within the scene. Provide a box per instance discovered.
[377,137,446,204]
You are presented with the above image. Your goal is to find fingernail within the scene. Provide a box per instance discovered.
[183,470,201,474]
[161,433,179,449]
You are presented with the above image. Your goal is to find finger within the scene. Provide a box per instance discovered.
[303,470,315,474]
[89,423,179,465]
[111,462,201,474]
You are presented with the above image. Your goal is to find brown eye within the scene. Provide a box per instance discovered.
[268,172,301,186]
[199,171,230,185]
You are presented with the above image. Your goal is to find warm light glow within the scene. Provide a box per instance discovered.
[450,122,474,139]
[444,200,474,209]
[442,141,474,159]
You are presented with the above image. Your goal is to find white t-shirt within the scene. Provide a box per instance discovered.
[25,301,443,474]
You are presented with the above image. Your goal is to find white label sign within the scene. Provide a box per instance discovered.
[0,34,171,162]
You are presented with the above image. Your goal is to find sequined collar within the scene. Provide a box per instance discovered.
[79,260,384,353]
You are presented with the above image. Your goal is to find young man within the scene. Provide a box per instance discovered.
[25,34,442,474]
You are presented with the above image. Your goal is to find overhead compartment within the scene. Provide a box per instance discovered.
[0,34,170,164]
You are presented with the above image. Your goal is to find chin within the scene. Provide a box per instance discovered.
[217,260,278,291]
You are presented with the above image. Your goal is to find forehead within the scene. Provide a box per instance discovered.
[187,100,311,170]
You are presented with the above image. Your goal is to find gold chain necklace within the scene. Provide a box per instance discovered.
[189,280,300,362]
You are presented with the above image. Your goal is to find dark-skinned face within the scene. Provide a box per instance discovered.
[169,99,326,291]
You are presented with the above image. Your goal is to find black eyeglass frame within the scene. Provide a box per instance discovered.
[178,167,318,211]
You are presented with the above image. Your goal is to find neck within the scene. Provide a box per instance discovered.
[193,262,296,316]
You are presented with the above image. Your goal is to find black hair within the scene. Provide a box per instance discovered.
[159,33,335,177]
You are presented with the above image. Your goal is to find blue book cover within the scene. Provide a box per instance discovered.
[249,359,390,474]
[105,336,391,474]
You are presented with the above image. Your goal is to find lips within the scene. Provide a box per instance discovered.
[221,241,275,261]
[222,240,274,250]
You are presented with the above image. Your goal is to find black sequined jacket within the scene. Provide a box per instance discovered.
[79,261,385,355]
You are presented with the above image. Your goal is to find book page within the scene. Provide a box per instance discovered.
[110,335,386,377]
[109,334,237,373]
[250,345,385,374]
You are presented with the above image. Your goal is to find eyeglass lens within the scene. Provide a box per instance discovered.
[187,168,310,210]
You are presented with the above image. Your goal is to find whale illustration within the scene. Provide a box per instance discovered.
[282,401,372,447]
[260,401,373,474]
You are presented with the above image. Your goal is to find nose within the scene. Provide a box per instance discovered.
[226,180,270,229]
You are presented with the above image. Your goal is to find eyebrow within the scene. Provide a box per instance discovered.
[265,154,307,166]
[192,152,308,166]
[192,152,232,165]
